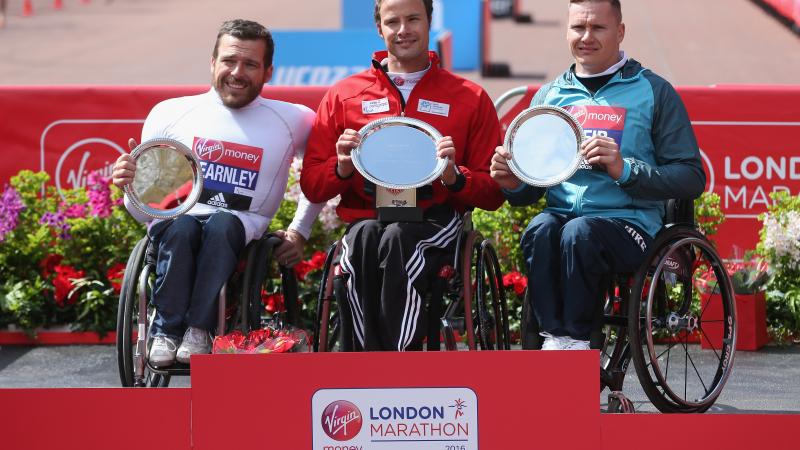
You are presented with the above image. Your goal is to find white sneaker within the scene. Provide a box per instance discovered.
[561,337,591,350]
[176,327,212,363]
[539,332,565,350]
[149,336,179,367]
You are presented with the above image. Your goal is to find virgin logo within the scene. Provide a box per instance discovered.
[55,138,126,198]
[321,401,362,441]
[567,105,588,127]
[195,138,224,162]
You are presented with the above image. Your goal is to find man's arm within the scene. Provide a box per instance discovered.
[299,89,353,204]
[449,89,505,211]
[617,80,706,200]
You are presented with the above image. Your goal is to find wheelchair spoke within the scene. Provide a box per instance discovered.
[697,325,722,361]
[680,338,710,396]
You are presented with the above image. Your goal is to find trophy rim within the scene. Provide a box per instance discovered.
[353,116,447,190]
[123,137,204,220]
[504,105,585,188]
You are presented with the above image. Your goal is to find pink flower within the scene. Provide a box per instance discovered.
[87,172,114,218]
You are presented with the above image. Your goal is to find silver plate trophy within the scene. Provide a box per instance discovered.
[504,105,589,187]
[123,138,204,220]
[353,116,446,189]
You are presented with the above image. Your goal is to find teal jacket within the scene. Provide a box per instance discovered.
[503,59,706,238]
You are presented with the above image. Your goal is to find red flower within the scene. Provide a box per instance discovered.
[261,290,286,314]
[39,254,64,278]
[438,265,455,279]
[309,251,327,269]
[53,264,85,306]
[293,260,313,281]
[502,271,528,296]
[293,251,328,281]
[105,263,126,295]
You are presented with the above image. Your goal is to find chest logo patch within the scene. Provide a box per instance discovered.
[417,98,450,117]
[193,137,263,211]
[362,97,390,114]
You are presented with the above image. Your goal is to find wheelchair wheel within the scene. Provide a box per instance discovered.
[628,227,736,413]
[452,231,510,351]
[116,237,171,388]
[314,242,353,352]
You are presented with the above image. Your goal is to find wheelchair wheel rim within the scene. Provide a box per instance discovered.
[641,236,737,410]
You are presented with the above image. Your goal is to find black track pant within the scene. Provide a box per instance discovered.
[340,206,462,351]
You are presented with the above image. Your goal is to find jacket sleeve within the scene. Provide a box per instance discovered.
[451,89,505,211]
[618,80,706,200]
[299,88,352,204]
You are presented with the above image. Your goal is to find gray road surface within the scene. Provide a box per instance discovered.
[1,343,798,414]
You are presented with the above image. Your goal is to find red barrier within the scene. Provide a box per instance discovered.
[22,0,33,16]
[762,0,800,26]
[1,84,799,257]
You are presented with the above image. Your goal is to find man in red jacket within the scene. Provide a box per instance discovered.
[300,0,503,351]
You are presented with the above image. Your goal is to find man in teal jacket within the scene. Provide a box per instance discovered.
[490,0,706,350]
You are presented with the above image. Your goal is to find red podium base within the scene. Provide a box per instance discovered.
[1,351,800,449]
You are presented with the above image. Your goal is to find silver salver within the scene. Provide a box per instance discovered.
[123,138,204,220]
[504,105,590,187]
[353,116,447,189]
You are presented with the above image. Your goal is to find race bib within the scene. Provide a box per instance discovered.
[193,137,263,211]
[566,105,627,146]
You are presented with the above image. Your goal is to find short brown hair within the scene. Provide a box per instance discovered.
[212,19,274,68]
[569,0,622,22]
[374,0,434,24]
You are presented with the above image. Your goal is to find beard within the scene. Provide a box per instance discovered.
[213,75,262,109]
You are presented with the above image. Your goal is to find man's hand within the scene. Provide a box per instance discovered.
[490,146,522,190]
[581,136,624,180]
[111,138,139,189]
[273,229,306,268]
[335,129,360,178]
[436,136,458,186]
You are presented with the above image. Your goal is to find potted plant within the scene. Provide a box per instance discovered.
[696,257,770,351]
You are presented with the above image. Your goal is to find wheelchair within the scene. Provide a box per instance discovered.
[520,199,737,413]
[313,212,512,353]
[116,232,298,387]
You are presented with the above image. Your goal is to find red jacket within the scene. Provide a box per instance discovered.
[300,51,504,223]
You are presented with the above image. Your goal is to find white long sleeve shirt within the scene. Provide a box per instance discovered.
[124,89,323,243]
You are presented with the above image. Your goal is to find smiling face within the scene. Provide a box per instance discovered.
[210,34,272,108]
[376,0,431,73]
[567,1,625,75]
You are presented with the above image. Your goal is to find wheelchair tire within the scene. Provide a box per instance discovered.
[456,231,510,351]
[314,242,341,352]
[116,237,149,387]
[628,227,736,413]
[475,240,511,350]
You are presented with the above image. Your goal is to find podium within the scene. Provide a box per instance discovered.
[191,351,599,449]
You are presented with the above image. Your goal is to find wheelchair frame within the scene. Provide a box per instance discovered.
[313,212,512,353]
[116,233,297,387]
[520,200,737,413]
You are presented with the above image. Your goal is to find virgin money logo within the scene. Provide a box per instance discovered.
[55,138,126,197]
[567,105,589,127]
[194,138,225,162]
[321,400,362,441]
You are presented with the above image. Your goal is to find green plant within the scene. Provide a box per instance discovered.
[756,191,800,343]
[0,170,144,335]
[695,191,724,236]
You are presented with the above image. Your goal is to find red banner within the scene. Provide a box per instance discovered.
[1,85,799,257]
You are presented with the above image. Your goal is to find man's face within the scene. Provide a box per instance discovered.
[567,1,625,75]
[211,34,272,109]
[376,0,430,70]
